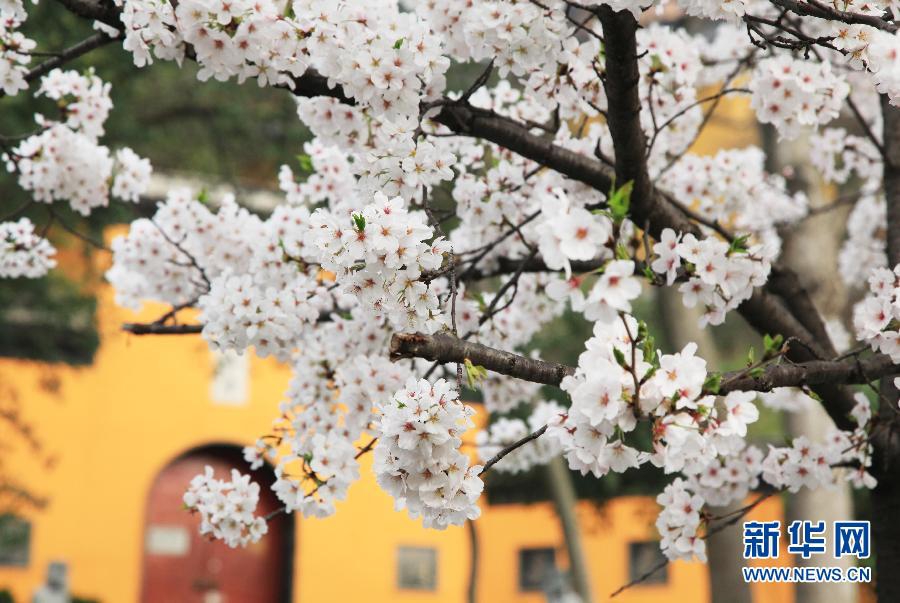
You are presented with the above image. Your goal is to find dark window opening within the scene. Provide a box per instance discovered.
[518,547,556,592]
[0,514,31,566]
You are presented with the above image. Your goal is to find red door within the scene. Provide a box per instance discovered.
[140,447,292,603]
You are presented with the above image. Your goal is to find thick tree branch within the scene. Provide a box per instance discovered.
[389,332,574,387]
[718,355,897,394]
[52,0,120,27]
[390,331,897,401]
[767,0,898,32]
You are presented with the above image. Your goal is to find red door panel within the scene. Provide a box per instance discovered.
[141,448,291,603]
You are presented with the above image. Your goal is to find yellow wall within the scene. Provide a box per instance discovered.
[0,283,792,603]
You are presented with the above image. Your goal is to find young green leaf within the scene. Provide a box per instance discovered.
[703,373,722,394]
[608,180,633,222]
[464,358,488,389]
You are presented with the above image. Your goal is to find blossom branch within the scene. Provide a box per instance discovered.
[479,424,548,474]
[389,331,898,396]
[768,0,898,32]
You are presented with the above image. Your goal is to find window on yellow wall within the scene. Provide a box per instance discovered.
[518,547,556,592]
[397,546,437,591]
[628,541,668,585]
[0,514,30,566]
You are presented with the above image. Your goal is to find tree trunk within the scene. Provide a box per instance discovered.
[871,376,900,603]
[776,130,857,603]
[873,97,900,602]
[658,288,752,603]
[544,456,594,603]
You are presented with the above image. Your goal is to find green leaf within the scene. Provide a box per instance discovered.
[393,37,404,49]
[612,347,628,369]
[703,373,722,394]
[746,346,755,366]
[608,180,633,222]
[749,366,766,379]
[197,187,210,204]
[641,336,656,364]
[296,153,313,173]
[352,212,366,232]
[637,320,649,342]
[763,333,784,358]
[728,233,751,256]
[464,358,488,388]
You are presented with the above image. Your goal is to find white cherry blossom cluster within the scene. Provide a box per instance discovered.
[272,431,361,519]
[839,194,887,287]
[198,271,320,361]
[678,0,747,21]
[0,217,56,278]
[333,354,411,442]
[112,148,153,203]
[37,68,113,139]
[417,0,569,80]
[0,9,34,97]
[651,228,776,326]
[549,314,765,498]
[749,55,849,139]
[279,141,356,209]
[637,25,704,163]
[117,0,449,122]
[536,189,613,279]
[107,191,263,310]
[6,69,151,215]
[853,264,900,362]
[295,97,369,152]
[356,134,457,202]
[308,192,450,334]
[475,400,566,474]
[10,123,115,216]
[761,394,877,491]
[658,148,807,250]
[182,466,268,548]
[683,444,763,507]
[247,313,411,520]
[374,378,483,529]
[655,478,707,561]
[809,127,882,186]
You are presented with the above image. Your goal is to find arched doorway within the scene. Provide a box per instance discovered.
[140,445,293,602]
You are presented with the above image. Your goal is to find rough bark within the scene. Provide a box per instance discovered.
[873,97,900,603]
[389,331,896,393]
